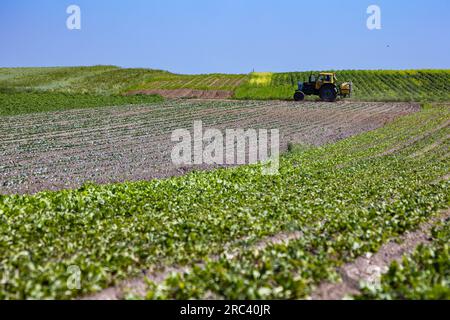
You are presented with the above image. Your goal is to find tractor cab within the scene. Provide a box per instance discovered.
[315,72,336,90]
[294,72,352,102]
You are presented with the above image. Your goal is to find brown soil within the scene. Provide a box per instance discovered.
[0,101,418,195]
[125,89,234,99]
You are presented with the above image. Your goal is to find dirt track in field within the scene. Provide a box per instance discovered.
[0,101,419,195]
[310,207,450,300]
[125,89,234,99]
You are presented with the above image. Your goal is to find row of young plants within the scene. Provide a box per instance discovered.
[358,221,449,299]
[1,100,394,148]
[140,105,450,299]
[0,91,163,116]
[0,100,280,153]
[233,70,450,102]
[0,105,448,299]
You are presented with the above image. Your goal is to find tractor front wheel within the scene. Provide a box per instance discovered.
[294,91,305,101]
[319,85,338,102]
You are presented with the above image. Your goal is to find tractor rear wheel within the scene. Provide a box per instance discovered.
[319,85,338,102]
[294,91,305,101]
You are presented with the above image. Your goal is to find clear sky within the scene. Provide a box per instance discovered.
[1,0,449,74]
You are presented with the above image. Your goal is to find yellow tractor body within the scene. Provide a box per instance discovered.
[294,72,353,102]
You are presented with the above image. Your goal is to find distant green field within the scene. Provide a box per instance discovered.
[0,91,163,116]
[0,66,168,95]
[234,70,450,102]
[127,73,248,92]
[1,66,449,102]
[0,67,246,95]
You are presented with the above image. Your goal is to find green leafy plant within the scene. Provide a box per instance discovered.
[358,222,450,300]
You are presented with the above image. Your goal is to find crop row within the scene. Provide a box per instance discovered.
[0,104,448,299]
[357,220,449,300]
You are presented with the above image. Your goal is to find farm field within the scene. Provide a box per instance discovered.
[125,73,248,99]
[0,100,418,194]
[0,104,448,299]
[0,66,449,301]
[358,219,450,299]
[0,67,246,98]
[0,91,162,117]
[0,66,167,95]
[1,67,449,102]
[234,70,450,102]
[3,0,450,308]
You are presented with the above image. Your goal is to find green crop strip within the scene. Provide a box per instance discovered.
[0,66,168,95]
[234,70,450,102]
[2,67,449,101]
[126,73,248,92]
[0,67,246,95]
[0,105,449,299]
[357,221,450,300]
[0,91,163,116]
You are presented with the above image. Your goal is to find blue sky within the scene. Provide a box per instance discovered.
[1,0,449,74]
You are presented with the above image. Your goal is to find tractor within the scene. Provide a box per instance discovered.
[294,72,352,102]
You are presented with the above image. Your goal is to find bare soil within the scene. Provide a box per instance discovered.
[0,101,419,195]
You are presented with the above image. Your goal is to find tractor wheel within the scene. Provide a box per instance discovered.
[294,91,305,101]
[319,85,338,102]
